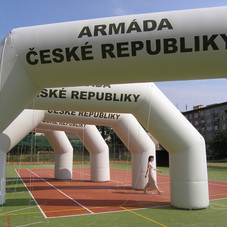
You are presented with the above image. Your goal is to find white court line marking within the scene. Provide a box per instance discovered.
[209,182,227,187]
[209,184,227,187]
[26,169,94,215]
[15,169,47,219]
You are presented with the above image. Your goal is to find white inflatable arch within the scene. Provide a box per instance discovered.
[29,83,208,210]
[0,109,154,204]
[1,6,225,209]
[1,7,227,133]
[40,112,155,189]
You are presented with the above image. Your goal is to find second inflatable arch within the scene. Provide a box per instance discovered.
[0,109,155,204]
[29,82,209,209]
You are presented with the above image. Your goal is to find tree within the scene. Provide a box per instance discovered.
[208,130,227,159]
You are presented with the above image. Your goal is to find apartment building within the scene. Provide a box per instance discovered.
[182,102,227,142]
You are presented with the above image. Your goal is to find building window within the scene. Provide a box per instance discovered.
[200,120,205,125]
[221,115,226,121]
[214,125,219,131]
[213,109,218,114]
[221,107,224,112]
[223,124,226,130]
[207,126,212,131]
[189,114,192,119]
[200,112,204,117]
[194,113,198,118]
[195,120,199,126]
[207,118,211,124]
[214,117,219,123]
[201,127,205,134]
[206,110,210,115]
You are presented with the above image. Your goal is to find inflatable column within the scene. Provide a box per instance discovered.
[76,125,110,182]
[0,36,41,133]
[0,109,45,205]
[0,151,6,205]
[111,114,155,189]
[0,110,45,152]
[44,130,73,180]
[134,83,208,209]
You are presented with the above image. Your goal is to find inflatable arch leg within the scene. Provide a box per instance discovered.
[0,109,45,205]
[0,151,6,205]
[134,83,209,209]
[43,111,155,189]
[0,36,41,133]
[42,130,73,180]
[109,114,155,189]
[0,110,45,152]
[76,125,110,182]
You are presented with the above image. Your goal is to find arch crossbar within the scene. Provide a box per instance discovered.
[1,7,227,133]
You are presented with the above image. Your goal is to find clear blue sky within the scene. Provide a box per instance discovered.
[1,0,227,111]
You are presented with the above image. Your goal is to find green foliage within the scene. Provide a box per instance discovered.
[18,133,50,147]
[208,130,227,159]
[96,126,124,144]
[11,133,85,155]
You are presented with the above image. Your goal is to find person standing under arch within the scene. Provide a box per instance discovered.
[144,155,163,195]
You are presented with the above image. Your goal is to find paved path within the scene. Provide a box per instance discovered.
[207,163,227,167]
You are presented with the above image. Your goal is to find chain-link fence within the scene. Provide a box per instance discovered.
[6,143,131,164]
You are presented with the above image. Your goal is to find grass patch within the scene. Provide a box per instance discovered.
[207,166,227,170]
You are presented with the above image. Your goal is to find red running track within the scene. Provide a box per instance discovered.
[15,168,227,218]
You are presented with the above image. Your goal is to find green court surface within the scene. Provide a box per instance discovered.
[0,163,226,227]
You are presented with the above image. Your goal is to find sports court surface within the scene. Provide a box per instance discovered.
[15,167,227,219]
